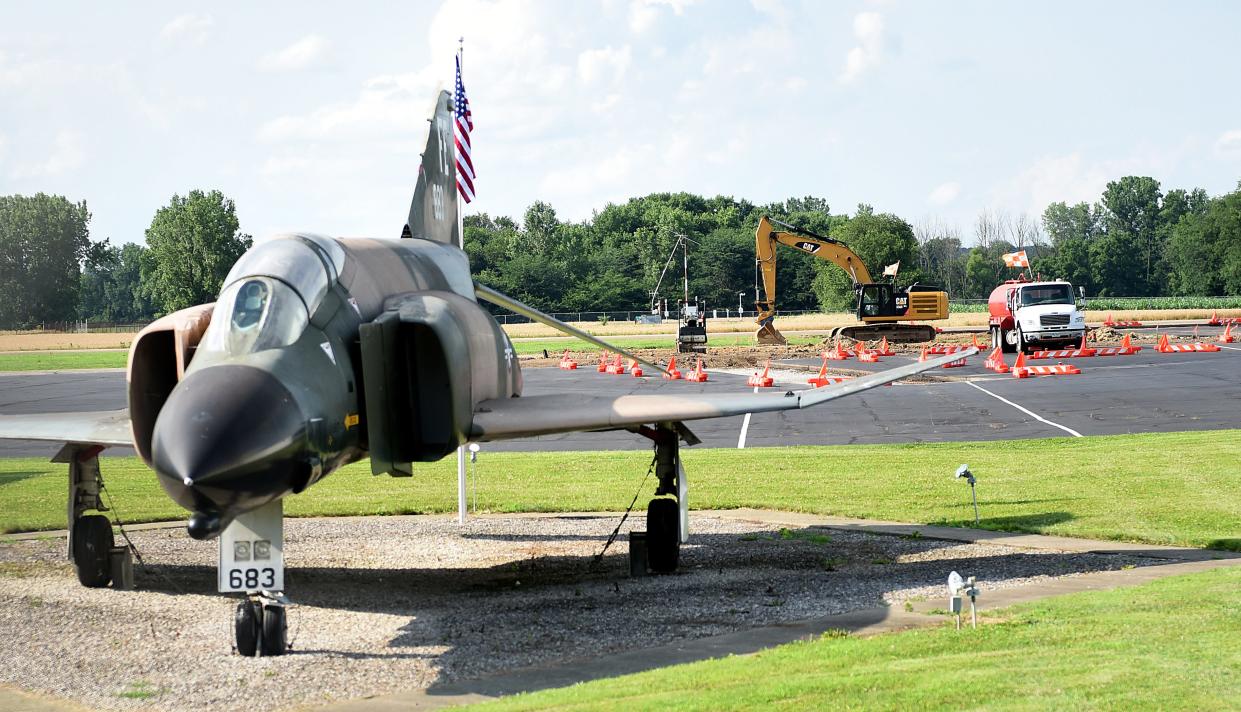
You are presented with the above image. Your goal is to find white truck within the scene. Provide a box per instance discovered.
[987,279,1086,353]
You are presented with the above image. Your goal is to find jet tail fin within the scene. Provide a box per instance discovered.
[401,89,459,245]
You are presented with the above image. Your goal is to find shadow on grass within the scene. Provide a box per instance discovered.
[0,471,46,488]
[1206,538,1241,552]
[934,511,1075,532]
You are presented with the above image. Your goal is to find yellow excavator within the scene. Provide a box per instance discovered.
[754,215,949,344]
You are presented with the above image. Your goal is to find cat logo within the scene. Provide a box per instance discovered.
[794,241,821,254]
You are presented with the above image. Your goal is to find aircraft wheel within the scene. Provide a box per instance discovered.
[72,515,113,588]
[260,604,287,656]
[646,498,680,574]
[235,600,260,657]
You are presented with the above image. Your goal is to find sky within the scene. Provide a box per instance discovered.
[2,1,1240,247]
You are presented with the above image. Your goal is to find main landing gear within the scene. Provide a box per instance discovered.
[639,423,694,574]
[56,443,129,588]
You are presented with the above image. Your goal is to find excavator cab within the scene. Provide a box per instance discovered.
[857,284,898,318]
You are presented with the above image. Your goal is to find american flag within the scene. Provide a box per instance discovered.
[454,54,475,204]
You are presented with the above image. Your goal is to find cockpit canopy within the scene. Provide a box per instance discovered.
[198,234,344,358]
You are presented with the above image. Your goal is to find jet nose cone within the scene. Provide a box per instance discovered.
[152,364,307,513]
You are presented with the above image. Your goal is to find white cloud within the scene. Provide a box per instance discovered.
[1216,129,1241,157]
[927,181,961,206]
[259,35,331,72]
[839,12,885,83]
[577,45,632,85]
[628,0,699,33]
[8,130,86,179]
[992,147,1184,216]
[159,14,213,46]
[259,70,440,142]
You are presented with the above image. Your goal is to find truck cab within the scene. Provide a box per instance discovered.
[988,279,1085,353]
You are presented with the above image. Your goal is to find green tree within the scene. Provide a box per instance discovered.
[1165,189,1241,295]
[1100,177,1162,294]
[811,205,919,311]
[79,242,154,323]
[140,190,252,314]
[0,193,93,327]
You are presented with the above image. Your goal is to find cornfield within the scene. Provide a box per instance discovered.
[949,296,1241,313]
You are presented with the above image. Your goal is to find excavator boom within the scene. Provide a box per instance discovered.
[753,215,948,345]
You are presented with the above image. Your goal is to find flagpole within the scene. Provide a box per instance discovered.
[456,37,468,525]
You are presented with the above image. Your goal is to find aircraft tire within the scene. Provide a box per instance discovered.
[646,498,680,574]
[235,601,260,657]
[72,515,113,588]
[260,605,287,656]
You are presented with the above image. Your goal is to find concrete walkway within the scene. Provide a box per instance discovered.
[311,509,1240,711]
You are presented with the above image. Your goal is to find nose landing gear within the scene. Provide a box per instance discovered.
[235,594,288,657]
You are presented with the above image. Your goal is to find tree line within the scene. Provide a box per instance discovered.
[1,175,1238,329]
[0,190,250,328]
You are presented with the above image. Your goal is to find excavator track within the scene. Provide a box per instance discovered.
[830,323,937,344]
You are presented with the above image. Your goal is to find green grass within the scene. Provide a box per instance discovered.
[2,431,1238,550]
[511,334,821,355]
[472,565,1241,711]
[0,350,127,371]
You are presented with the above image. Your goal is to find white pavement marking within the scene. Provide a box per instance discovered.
[1217,345,1241,351]
[964,381,1083,438]
[737,386,759,449]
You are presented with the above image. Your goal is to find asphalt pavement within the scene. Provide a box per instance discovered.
[1,334,1238,457]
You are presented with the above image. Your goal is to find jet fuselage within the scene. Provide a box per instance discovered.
[142,233,521,539]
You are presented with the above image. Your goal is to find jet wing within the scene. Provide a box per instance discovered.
[469,350,973,441]
[0,410,132,447]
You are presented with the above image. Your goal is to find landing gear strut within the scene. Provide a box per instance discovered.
[56,443,125,588]
[221,500,289,656]
[235,593,288,657]
[641,423,692,574]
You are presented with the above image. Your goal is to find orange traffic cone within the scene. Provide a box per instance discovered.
[747,360,774,387]
[1011,351,1029,378]
[917,345,929,362]
[629,359,644,377]
[1157,333,1171,353]
[597,351,610,372]
[686,358,709,382]
[1076,333,1096,356]
[807,355,829,387]
[876,336,894,356]
[972,334,985,350]
[663,356,683,380]
[1209,310,1221,326]
[984,347,1009,373]
[605,353,627,374]
[1221,323,1235,344]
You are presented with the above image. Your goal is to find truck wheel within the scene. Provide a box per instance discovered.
[999,328,1017,354]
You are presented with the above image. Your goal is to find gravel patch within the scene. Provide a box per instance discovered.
[0,514,1157,711]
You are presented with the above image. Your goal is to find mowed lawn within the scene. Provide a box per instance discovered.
[472,564,1241,711]
[0,350,127,371]
[2,430,1238,550]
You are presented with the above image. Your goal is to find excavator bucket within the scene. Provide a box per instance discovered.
[755,323,787,345]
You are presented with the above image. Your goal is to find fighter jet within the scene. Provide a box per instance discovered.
[0,90,974,656]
